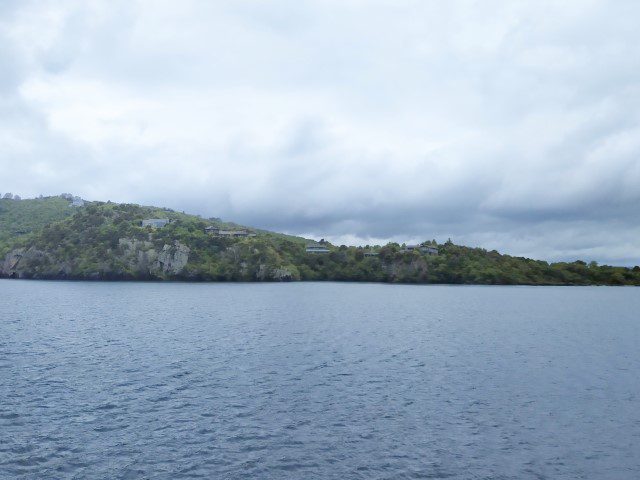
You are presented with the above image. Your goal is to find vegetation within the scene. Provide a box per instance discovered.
[0,196,73,247]
[1,197,639,285]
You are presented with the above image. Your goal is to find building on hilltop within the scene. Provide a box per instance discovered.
[306,244,331,254]
[421,245,438,255]
[401,244,438,255]
[141,218,170,228]
[205,226,256,237]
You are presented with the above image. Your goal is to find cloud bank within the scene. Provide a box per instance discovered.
[1,0,640,264]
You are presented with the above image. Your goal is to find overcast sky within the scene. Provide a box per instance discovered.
[1,1,640,265]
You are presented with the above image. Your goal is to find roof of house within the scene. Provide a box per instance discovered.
[306,245,330,250]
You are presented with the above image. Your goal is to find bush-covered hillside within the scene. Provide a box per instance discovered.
[1,199,639,285]
[0,196,74,246]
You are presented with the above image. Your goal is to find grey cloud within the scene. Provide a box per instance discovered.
[1,0,640,265]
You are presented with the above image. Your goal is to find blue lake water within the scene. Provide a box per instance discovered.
[1,280,639,479]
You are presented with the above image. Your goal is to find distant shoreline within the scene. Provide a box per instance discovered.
[1,277,635,287]
[2,198,639,287]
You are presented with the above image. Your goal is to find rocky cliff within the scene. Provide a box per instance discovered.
[2,238,193,280]
[118,238,191,276]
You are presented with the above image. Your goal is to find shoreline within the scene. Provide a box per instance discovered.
[0,276,634,287]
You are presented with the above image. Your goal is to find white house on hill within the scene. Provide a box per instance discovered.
[402,244,438,255]
[205,226,256,237]
[306,245,330,254]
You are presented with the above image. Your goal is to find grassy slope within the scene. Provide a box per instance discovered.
[0,197,74,253]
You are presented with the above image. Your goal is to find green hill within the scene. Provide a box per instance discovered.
[1,198,639,285]
[0,196,74,246]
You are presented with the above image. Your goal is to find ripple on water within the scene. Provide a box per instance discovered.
[1,282,640,479]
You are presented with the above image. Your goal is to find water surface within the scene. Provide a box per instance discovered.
[1,281,639,479]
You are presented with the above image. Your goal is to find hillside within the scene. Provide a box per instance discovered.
[0,196,74,245]
[1,197,639,285]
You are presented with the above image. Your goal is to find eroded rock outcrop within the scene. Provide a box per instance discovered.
[255,263,298,281]
[157,241,190,275]
[118,238,158,275]
[0,247,62,279]
[118,238,190,276]
[382,256,429,282]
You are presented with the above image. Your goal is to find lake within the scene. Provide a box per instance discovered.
[1,281,639,479]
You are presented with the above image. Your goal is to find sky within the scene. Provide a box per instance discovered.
[1,0,640,265]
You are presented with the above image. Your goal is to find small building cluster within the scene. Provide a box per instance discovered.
[401,244,438,255]
[205,226,256,238]
[141,218,170,228]
[304,241,438,256]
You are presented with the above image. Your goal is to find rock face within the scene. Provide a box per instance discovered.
[157,242,190,275]
[119,238,190,276]
[255,264,298,281]
[1,238,192,280]
[382,256,429,282]
[2,249,24,272]
[0,247,72,279]
[119,238,157,275]
[272,267,295,281]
